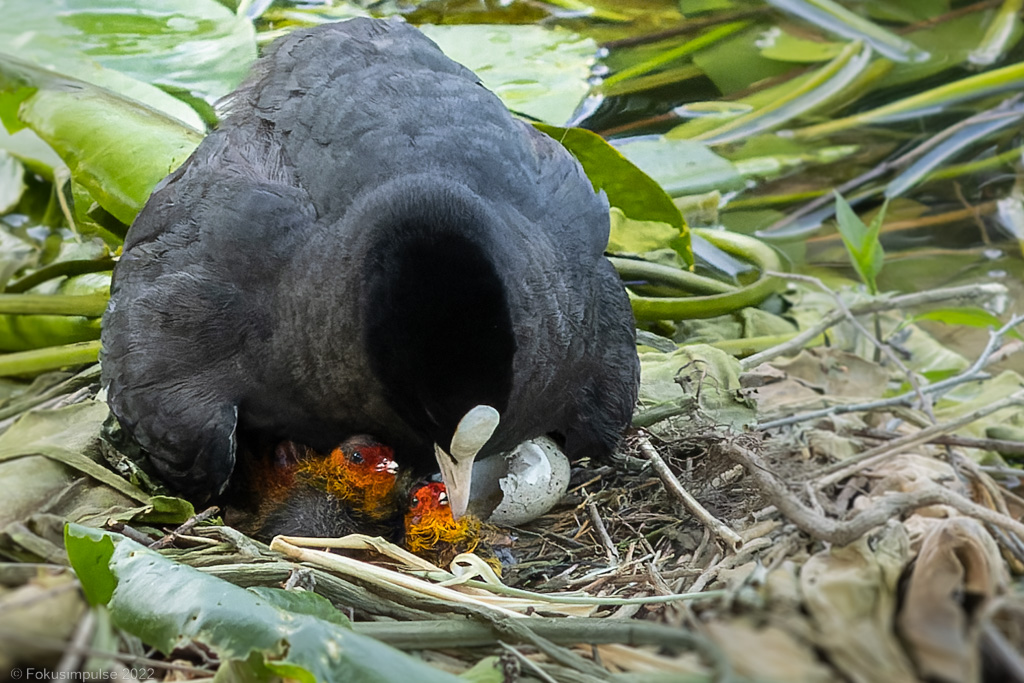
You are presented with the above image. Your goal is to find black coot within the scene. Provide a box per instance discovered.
[101,18,639,511]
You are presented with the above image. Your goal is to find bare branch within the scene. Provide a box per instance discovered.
[815,391,1024,487]
[719,440,1024,546]
[636,433,743,551]
[741,282,1008,371]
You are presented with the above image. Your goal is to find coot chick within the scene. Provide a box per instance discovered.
[101,18,639,512]
[235,436,404,541]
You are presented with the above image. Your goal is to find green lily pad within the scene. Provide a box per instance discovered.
[608,208,681,255]
[5,0,256,107]
[0,56,203,226]
[613,135,744,196]
[693,27,793,95]
[419,24,595,126]
[758,27,847,63]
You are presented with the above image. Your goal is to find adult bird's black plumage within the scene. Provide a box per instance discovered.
[101,18,640,503]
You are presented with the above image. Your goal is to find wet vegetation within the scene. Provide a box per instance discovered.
[3,1,1024,681]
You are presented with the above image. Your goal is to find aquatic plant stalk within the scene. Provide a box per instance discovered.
[0,340,100,377]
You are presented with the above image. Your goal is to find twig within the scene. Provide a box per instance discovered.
[198,562,437,621]
[498,642,560,683]
[719,440,1024,545]
[269,540,609,678]
[107,523,157,546]
[149,506,220,549]
[586,500,620,565]
[759,314,1024,430]
[816,391,1024,487]
[271,538,522,618]
[985,338,1024,366]
[770,271,932,412]
[854,428,1024,456]
[636,433,743,551]
[356,617,715,652]
[981,465,1024,479]
[453,579,724,606]
[940,447,1011,517]
[981,622,1024,681]
[56,609,96,675]
[919,314,1024,399]
[988,525,1024,569]
[740,282,1008,371]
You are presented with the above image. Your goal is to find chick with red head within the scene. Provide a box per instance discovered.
[237,435,405,541]
[402,481,502,571]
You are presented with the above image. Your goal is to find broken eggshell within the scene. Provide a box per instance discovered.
[468,436,570,525]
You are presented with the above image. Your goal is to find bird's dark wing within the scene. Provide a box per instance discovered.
[102,135,316,497]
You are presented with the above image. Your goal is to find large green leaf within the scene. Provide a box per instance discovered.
[0,56,202,226]
[418,24,595,125]
[5,0,257,107]
[534,123,691,263]
[0,126,65,179]
[0,399,147,505]
[65,525,461,683]
[0,273,109,351]
[607,209,681,256]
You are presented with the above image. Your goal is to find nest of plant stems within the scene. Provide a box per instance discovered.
[5,281,1024,682]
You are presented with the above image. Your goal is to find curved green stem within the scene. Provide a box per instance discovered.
[0,340,100,377]
[701,332,820,357]
[6,260,114,294]
[609,256,735,296]
[628,229,785,321]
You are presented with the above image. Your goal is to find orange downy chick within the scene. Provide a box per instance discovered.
[237,436,403,540]
[296,436,400,520]
[404,482,481,556]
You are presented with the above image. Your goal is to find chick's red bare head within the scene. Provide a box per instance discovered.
[407,482,450,524]
[404,482,478,554]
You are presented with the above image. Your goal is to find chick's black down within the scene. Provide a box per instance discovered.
[101,18,640,499]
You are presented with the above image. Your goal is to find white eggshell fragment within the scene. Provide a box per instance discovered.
[485,436,571,525]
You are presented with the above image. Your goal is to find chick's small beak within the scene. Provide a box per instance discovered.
[434,405,500,520]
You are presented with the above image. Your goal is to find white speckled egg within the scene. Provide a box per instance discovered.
[469,436,571,525]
